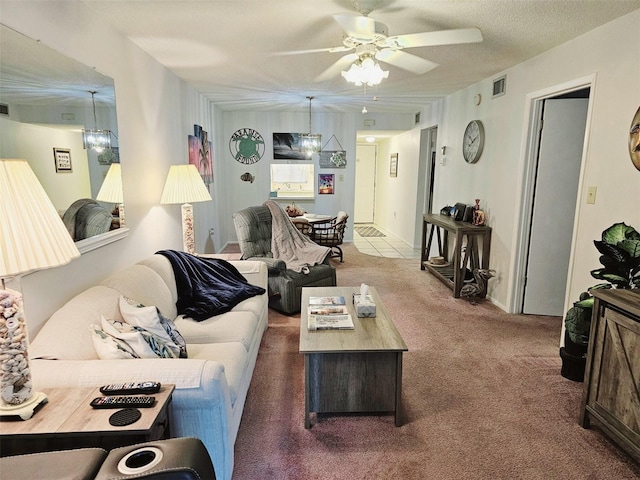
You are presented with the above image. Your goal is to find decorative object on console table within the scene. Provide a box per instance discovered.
[0,159,80,420]
[96,163,125,227]
[473,198,486,226]
[161,164,212,255]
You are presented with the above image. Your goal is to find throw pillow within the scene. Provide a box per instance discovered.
[101,316,180,359]
[90,324,139,360]
[119,296,188,358]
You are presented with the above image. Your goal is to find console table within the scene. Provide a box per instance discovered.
[579,289,640,462]
[420,213,492,298]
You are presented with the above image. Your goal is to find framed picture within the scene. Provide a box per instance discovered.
[273,132,312,160]
[53,148,72,172]
[318,173,334,194]
[189,124,213,186]
[390,153,398,177]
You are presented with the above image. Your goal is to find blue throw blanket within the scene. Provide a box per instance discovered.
[157,250,266,322]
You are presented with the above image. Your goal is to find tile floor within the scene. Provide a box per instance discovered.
[352,223,421,259]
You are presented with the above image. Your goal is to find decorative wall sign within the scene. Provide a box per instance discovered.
[319,150,347,168]
[189,124,214,186]
[273,133,308,160]
[318,173,334,194]
[229,128,265,165]
[390,153,398,177]
[53,147,72,172]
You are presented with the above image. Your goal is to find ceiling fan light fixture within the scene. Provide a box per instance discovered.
[341,56,388,87]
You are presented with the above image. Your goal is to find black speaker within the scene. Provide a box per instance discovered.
[453,203,466,221]
[463,205,474,222]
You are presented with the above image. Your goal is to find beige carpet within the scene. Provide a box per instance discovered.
[230,243,639,479]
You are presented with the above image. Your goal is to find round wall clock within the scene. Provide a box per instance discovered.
[462,120,485,164]
[229,128,265,164]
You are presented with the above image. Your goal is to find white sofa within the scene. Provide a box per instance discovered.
[28,254,269,480]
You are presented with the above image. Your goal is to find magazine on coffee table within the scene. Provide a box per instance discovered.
[307,296,354,330]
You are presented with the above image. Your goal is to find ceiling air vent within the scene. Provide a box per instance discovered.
[0,103,8,116]
[493,75,506,98]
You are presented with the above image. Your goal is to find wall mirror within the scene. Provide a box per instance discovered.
[0,24,127,253]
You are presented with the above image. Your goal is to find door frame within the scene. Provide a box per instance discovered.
[414,126,438,248]
[510,74,596,314]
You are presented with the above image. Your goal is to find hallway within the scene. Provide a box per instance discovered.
[352,223,421,259]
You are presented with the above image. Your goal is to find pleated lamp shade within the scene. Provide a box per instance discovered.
[160,164,212,205]
[96,163,123,203]
[0,159,80,278]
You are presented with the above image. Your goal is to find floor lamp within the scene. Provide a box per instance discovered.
[96,163,125,227]
[160,164,212,255]
[0,159,80,419]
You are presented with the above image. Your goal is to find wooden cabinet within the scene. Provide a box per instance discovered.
[420,214,492,298]
[579,289,640,462]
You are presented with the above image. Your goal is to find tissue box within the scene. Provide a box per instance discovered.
[352,294,376,318]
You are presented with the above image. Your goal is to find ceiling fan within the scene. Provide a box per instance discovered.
[277,1,483,83]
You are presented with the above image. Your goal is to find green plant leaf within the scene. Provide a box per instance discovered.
[601,222,638,244]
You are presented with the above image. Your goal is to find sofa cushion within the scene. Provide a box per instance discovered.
[174,311,259,350]
[136,255,179,317]
[120,296,187,358]
[30,286,121,361]
[100,264,176,320]
[187,342,249,406]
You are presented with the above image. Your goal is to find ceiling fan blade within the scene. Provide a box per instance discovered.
[315,53,359,82]
[272,45,352,56]
[376,49,439,75]
[333,14,376,38]
[386,27,483,49]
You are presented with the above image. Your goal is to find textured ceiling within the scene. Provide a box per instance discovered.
[2,1,639,113]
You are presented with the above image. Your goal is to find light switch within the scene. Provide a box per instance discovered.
[587,186,597,204]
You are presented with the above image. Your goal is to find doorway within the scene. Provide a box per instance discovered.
[354,144,377,224]
[519,87,591,316]
[414,127,438,247]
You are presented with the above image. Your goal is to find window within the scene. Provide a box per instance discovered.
[270,163,314,199]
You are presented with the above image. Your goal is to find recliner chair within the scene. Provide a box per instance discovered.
[233,205,336,314]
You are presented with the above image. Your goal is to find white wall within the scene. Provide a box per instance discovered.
[0,117,90,210]
[216,110,413,245]
[432,9,640,312]
[2,3,217,335]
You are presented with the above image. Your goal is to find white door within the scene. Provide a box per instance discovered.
[522,98,588,315]
[354,144,376,223]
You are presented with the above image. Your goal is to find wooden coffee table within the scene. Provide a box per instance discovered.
[299,287,408,428]
[0,384,174,456]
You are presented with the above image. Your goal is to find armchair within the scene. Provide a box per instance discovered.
[233,204,336,314]
[310,211,349,262]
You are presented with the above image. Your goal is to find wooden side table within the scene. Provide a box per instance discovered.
[420,213,492,298]
[0,384,174,456]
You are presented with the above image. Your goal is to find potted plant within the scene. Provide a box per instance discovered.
[560,222,640,381]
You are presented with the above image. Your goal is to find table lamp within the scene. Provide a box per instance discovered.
[0,159,81,419]
[160,164,212,255]
[96,162,125,227]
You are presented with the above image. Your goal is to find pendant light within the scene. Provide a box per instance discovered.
[82,91,112,153]
[300,96,321,157]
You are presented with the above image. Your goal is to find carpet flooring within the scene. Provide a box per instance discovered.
[354,226,386,237]
[231,243,639,479]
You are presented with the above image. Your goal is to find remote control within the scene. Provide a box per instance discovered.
[99,381,161,395]
[90,396,156,409]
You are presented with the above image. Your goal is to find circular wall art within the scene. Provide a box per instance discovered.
[463,120,485,164]
[629,106,640,172]
[229,128,265,164]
